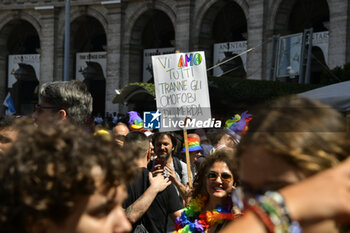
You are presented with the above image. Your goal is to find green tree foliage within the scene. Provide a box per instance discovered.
[320,62,350,85]
[208,77,320,115]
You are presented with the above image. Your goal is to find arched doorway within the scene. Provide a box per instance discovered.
[198,1,247,78]
[113,83,156,114]
[310,46,327,84]
[0,19,40,115]
[71,15,107,117]
[288,0,329,34]
[129,9,175,84]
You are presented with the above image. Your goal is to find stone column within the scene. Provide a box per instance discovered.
[103,2,122,113]
[328,0,348,68]
[246,0,264,80]
[347,1,350,63]
[0,41,8,113]
[175,0,194,52]
[36,6,56,84]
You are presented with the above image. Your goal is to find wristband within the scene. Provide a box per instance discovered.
[264,191,302,233]
[246,191,302,233]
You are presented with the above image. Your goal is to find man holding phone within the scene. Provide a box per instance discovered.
[152,132,189,233]
[152,132,189,197]
[123,131,183,233]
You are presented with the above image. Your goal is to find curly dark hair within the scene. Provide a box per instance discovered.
[152,132,178,152]
[0,122,136,232]
[192,150,240,199]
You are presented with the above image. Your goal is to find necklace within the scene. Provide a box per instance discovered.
[175,195,240,233]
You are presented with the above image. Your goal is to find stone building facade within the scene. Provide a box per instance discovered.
[0,0,349,115]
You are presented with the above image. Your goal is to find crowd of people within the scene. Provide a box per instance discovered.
[0,80,350,233]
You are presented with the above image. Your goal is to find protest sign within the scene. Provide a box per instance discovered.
[311,31,328,65]
[8,54,40,88]
[152,51,218,131]
[75,52,107,81]
[213,41,247,76]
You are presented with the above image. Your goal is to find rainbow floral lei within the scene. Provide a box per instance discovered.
[174,195,240,233]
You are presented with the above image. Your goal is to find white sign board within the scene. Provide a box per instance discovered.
[75,52,107,81]
[276,33,303,78]
[143,47,175,83]
[213,41,247,76]
[312,31,328,65]
[152,51,212,131]
[8,54,40,88]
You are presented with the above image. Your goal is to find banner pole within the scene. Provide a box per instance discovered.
[183,117,193,188]
[175,49,193,188]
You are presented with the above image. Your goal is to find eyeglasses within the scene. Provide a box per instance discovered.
[35,104,61,113]
[207,171,233,183]
[228,136,240,145]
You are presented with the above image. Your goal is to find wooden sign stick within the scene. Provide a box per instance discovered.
[183,117,193,188]
[175,50,193,188]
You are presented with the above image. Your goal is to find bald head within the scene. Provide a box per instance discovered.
[112,123,129,147]
[113,123,129,137]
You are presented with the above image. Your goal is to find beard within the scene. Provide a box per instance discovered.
[158,149,172,161]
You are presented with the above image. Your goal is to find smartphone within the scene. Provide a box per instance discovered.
[154,157,166,170]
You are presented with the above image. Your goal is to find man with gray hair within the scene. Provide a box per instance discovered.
[33,80,93,126]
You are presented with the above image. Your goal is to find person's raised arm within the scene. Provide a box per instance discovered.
[281,156,350,223]
[125,173,171,223]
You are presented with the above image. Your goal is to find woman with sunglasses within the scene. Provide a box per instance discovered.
[175,151,241,233]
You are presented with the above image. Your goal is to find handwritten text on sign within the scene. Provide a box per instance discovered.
[152,51,211,130]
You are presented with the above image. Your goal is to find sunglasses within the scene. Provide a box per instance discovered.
[35,104,61,113]
[207,171,233,183]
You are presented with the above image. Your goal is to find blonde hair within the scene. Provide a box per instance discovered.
[238,96,350,175]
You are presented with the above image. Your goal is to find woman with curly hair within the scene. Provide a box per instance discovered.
[175,151,241,233]
[0,121,136,233]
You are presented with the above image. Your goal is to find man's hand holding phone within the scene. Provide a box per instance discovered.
[152,157,166,176]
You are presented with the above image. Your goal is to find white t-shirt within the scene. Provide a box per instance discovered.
[166,158,189,233]
[94,117,103,124]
